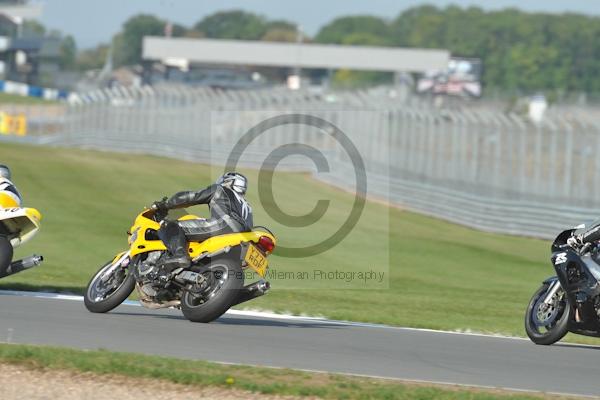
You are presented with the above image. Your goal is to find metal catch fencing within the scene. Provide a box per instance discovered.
[10,84,600,239]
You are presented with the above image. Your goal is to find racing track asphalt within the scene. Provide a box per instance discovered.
[0,290,599,398]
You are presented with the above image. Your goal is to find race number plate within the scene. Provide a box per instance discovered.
[244,244,268,277]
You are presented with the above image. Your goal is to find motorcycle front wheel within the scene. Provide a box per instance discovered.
[84,257,135,313]
[524,282,571,345]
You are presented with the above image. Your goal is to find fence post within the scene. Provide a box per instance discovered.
[563,120,574,199]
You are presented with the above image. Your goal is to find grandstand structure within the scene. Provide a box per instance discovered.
[0,2,61,87]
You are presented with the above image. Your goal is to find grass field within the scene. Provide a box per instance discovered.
[0,93,58,105]
[0,344,570,400]
[0,141,561,336]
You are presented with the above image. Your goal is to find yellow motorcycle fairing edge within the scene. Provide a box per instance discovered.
[0,207,42,247]
[25,208,42,223]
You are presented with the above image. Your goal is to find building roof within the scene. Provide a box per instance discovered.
[0,3,42,19]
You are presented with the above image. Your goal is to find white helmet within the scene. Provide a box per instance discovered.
[0,165,10,180]
[217,172,247,195]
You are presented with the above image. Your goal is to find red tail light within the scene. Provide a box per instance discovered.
[258,236,275,253]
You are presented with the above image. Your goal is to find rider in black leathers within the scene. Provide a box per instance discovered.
[152,172,252,270]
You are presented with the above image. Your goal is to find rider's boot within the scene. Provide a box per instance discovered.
[158,220,191,270]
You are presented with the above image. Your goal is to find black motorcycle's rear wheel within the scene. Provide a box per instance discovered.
[0,235,13,278]
[180,257,244,323]
[84,256,135,313]
[525,282,571,345]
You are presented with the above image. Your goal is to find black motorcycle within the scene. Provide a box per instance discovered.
[525,221,600,345]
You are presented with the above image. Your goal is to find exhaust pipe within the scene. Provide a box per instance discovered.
[232,280,270,306]
[4,255,43,277]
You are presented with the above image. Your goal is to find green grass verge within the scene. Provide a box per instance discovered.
[0,142,566,337]
[0,343,567,400]
[0,92,58,105]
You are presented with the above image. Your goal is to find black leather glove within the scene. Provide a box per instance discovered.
[567,234,584,248]
[151,197,169,219]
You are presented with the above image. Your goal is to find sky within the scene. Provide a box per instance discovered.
[33,0,600,49]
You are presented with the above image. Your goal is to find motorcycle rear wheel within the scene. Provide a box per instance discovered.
[0,235,13,278]
[181,257,244,323]
[525,282,571,345]
[84,257,135,313]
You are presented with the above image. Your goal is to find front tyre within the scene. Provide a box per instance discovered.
[525,282,571,345]
[84,257,135,313]
[181,257,244,323]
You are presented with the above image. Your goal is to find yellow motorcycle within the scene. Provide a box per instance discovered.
[0,206,43,278]
[84,207,276,323]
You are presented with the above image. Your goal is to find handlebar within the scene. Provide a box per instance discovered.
[581,242,593,255]
[560,241,595,256]
[143,206,166,223]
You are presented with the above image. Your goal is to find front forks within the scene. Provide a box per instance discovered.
[542,280,562,305]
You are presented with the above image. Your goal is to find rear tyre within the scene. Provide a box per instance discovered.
[0,235,13,278]
[525,282,571,345]
[181,257,244,323]
[84,257,135,313]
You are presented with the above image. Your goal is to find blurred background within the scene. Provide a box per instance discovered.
[0,0,597,236]
[1,0,599,100]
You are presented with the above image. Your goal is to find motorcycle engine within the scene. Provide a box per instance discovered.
[134,251,171,299]
[135,251,161,280]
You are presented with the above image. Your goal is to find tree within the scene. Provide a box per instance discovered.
[266,20,296,32]
[194,10,268,40]
[316,16,391,45]
[331,33,392,88]
[391,5,442,46]
[113,14,167,67]
[387,5,600,93]
[261,28,297,43]
[59,35,76,70]
[76,44,109,71]
[71,7,600,94]
[261,19,301,42]
[167,22,187,38]
[22,20,45,37]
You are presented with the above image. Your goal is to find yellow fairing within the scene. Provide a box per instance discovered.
[0,207,42,247]
[25,208,42,223]
[188,230,275,259]
[128,210,276,258]
[128,211,166,257]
